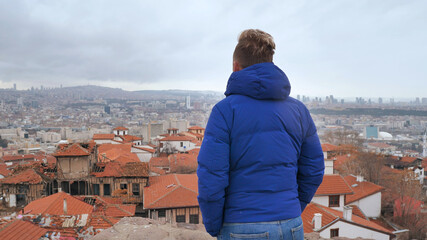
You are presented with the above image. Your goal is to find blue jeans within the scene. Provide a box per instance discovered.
[217,216,304,240]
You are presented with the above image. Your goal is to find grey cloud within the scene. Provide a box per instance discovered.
[0,0,426,97]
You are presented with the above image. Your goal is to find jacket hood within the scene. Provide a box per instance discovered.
[224,62,291,100]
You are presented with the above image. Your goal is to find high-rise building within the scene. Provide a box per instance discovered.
[364,125,379,139]
[186,96,191,109]
[13,83,16,90]
[378,98,383,104]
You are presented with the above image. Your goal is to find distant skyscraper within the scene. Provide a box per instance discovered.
[297,95,300,101]
[17,97,24,106]
[390,98,394,104]
[378,98,383,104]
[186,96,191,109]
[13,83,16,90]
[415,97,420,104]
[104,105,111,114]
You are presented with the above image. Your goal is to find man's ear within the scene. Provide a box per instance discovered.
[233,61,242,72]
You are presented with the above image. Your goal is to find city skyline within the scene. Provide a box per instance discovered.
[0,1,426,98]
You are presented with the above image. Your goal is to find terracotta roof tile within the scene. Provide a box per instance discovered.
[315,175,353,196]
[92,162,149,177]
[149,157,169,167]
[53,143,90,157]
[321,143,339,152]
[103,204,136,217]
[169,153,198,173]
[400,156,417,163]
[98,148,140,163]
[159,135,194,141]
[0,169,46,184]
[113,126,129,131]
[1,154,36,162]
[368,142,394,148]
[144,174,198,209]
[0,163,11,176]
[0,220,48,240]
[344,175,384,204]
[24,192,93,215]
[133,146,156,153]
[188,126,205,130]
[119,135,142,142]
[93,134,115,140]
[302,203,393,235]
[348,205,367,219]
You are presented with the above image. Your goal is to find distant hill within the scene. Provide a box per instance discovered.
[44,85,222,100]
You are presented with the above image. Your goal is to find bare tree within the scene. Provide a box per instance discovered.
[381,170,426,239]
[322,129,364,148]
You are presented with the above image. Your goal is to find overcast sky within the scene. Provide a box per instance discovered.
[0,0,426,98]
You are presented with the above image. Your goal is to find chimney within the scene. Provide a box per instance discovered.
[343,205,352,221]
[356,175,364,182]
[63,198,68,215]
[313,213,322,230]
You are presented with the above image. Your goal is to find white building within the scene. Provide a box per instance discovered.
[303,203,394,239]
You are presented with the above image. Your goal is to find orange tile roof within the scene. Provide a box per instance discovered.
[159,135,194,141]
[1,154,36,162]
[344,175,384,204]
[302,203,393,235]
[315,175,353,196]
[24,192,93,215]
[144,174,198,209]
[92,162,149,178]
[113,126,129,131]
[348,205,367,219]
[93,134,115,140]
[169,153,198,172]
[98,148,140,163]
[53,143,90,157]
[98,143,132,153]
[133,146,156,153]
[400,156,417,163]
[187,148,200,155]
[188,126,205,130]
[321,143,339,152]
[103,204,136,217]
[0,163,11,176]
[119,135,142,142]
[0,169,46,184]
[0,220,48,240]
[150,166,167,175]
[149,157,169,167]
[368,142,394,148]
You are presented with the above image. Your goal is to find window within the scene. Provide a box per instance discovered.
[103,184,111,196]
[180,142,183,147]
[93,184,100,195]
[330,228,339,237]
[189,208,199,224]
[158,209,166,218]
[120,183,128,190]
[329,195,340,207]
[176,209,186,223]
[132,183,140,196]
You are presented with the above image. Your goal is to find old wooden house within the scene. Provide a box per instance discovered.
[90,161,149,204]
[54,142,97,195]
[0,168,52,207]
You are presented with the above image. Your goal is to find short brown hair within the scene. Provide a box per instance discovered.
[233,29,276,69]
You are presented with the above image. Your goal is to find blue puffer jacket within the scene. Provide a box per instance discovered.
[197,62,324,237]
